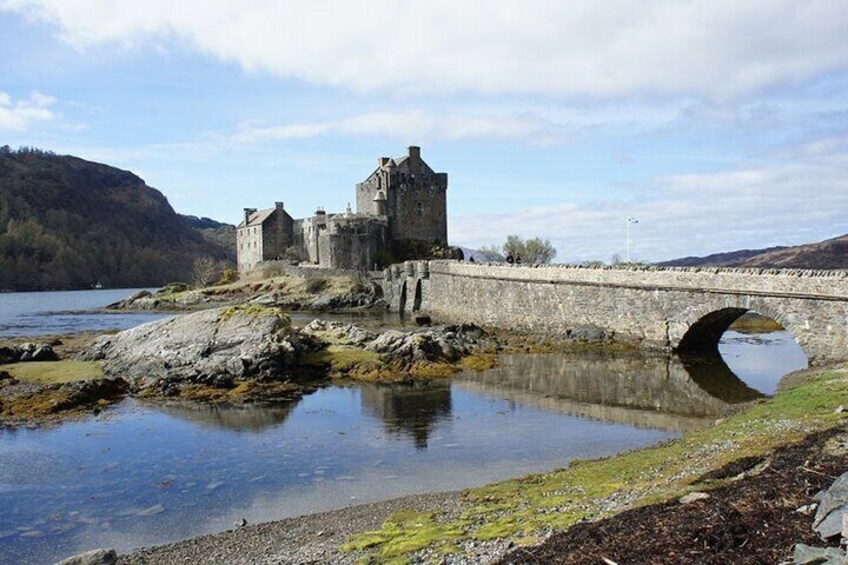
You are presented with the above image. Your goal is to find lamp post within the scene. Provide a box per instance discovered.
[626,216,639,263]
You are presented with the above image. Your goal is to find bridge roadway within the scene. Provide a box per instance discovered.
[379,260,848,363]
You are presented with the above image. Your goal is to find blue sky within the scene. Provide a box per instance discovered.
[1,1,847,263]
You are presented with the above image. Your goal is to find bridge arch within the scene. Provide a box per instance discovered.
[675,302,801,356]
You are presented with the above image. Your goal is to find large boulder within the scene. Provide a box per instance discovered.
[813,471,848,540]
[77,306,312,388]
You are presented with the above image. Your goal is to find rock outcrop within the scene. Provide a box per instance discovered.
[77,306,316,391]
[0,343,58,364]
[301,320,376,347]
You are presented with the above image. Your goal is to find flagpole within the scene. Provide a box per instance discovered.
[626,217,639,263]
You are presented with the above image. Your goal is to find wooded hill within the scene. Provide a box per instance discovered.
[0,147,233,291]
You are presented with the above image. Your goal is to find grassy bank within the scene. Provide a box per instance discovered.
[2,359,104,384]
[344,364,848,564]
[0,359,120,425]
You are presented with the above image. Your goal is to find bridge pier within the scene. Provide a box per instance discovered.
[384,261,431,315]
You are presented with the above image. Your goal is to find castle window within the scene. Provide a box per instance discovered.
[415,202,424,217]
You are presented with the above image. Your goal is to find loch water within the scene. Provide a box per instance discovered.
[0,290,808,564]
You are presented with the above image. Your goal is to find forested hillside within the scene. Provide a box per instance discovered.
[0,147,232,291]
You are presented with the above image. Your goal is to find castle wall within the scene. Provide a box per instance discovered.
[261,208,294,261]
[236,224,264,272]
[317,215,388,270]
[388,176,447,244]
[356,147,448,246]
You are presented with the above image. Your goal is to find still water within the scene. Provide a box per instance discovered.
[0,289,166,338]
[0,292,809,564]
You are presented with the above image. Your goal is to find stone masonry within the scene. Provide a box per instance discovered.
[381,261,848,363]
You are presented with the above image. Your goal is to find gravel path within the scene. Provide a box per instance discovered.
[118,491,464,565]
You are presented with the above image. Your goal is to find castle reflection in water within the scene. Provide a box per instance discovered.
[151,348,767,447]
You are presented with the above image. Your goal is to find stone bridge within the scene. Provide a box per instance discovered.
[379,260,848,363]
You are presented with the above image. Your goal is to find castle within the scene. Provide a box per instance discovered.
[237,146,448,272]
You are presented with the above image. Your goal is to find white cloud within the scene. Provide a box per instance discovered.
[3,0,847,99]
[0,90,56,131]
[232,111,560,144]
[452,135,848,262]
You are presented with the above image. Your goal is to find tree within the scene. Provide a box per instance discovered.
[498,235,557,264]
[191,256,218,289]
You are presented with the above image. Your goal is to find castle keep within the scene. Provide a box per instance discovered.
[237,146,448,272]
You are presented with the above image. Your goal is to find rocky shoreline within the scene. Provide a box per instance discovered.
[1,304,507,428]
[6,280,840,564]
[57,365,848,565]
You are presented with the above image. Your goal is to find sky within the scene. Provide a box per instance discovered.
[1,1,847,263]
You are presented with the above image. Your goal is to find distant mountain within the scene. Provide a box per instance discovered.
[0,146,233,291]
[457,246,503,262]
[659,234,848,269]
[180,214,236,250]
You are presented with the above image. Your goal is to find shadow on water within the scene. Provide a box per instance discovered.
[676,351,763,404]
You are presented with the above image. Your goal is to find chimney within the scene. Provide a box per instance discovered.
[275,201,284,211]
[408,146,421,174]
[243,207,256,225]
[378,157,390,168]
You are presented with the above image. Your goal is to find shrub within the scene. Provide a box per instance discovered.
[217,267,239,285]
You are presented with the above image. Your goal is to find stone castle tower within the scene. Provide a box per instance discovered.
[237,145,448,272]
[355,146,448,245]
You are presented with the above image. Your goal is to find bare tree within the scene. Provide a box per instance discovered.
[191,256,218,289]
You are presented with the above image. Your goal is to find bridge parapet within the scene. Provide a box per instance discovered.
[426,261,848,299]
[416,260,848,363]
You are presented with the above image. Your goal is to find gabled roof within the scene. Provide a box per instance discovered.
[238,207,275,228]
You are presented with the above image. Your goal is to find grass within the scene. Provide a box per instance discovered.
[729,313,784,332]
[344,365,848,563]
[219,303,290,328]
[150,271,364,311]
[2,360,104,384]
[303,346,385,375]
[342,511,466,563]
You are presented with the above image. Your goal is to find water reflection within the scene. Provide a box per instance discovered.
[454,350,764,433]
[0,330,807,564]
[146,401,298,432]
[359,382,452,449]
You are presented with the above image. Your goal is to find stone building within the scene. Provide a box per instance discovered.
[237,146,448,272]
